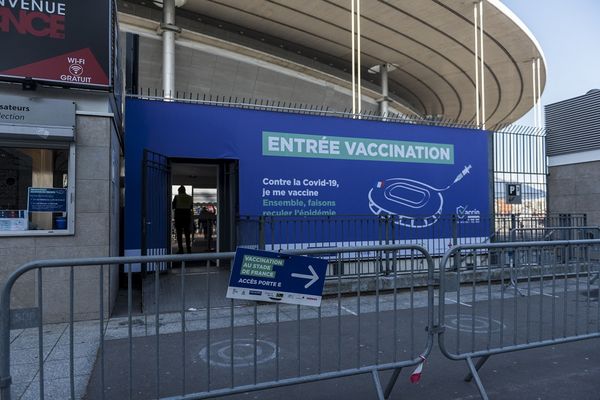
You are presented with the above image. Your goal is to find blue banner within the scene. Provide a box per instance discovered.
[257,131,481,227]
[125,99,490,251]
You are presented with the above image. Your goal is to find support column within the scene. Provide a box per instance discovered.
[161,0,179,100]
[380,64,389,117]
[351,0,356,114]
[473,1,486,129]
[350,0,362,117]
[536,57,542,127]
[478,0,486,129]
[473,2,480,127]
[531,57,543,128]
[532,59,538,127]
[356,0,362,116]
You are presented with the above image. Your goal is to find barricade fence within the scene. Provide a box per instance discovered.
[0,244,434,400]
[2,239,600,399]
[438,239,600,400]
[237,214,589,276]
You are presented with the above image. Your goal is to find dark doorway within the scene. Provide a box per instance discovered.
[170,159,238,254]
[137,158,239,314]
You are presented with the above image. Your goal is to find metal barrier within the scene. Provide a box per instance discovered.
[0,244,434,400]
[238,214,497,257]
[513,225,600,241]
[5,239,600,399]
[237,215,591,278]
[438,239,600,400]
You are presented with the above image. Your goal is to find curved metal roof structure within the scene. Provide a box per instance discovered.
[122,0,546,126]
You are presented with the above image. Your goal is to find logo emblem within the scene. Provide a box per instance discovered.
[69,64,84,76]
[456,205,467,220]
[455,205,481,224]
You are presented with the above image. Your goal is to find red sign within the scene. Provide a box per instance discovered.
[0,1,112,88]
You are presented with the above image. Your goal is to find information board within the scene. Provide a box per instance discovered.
[0,210,27,231]
[28,188,67,212]
[226,248,328,307]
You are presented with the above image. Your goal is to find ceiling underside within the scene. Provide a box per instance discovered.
[135,0,546,126]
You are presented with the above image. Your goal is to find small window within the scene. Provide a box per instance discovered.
[0,143,74,235]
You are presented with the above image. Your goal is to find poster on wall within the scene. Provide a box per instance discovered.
[0,210,27,231]
[0,0,112,88]
[28,188,67,212]
[249,130,489,248]
[259,131,477,225]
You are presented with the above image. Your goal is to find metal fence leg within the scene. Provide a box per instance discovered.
[385,216,391,275]
[371,370,385,400]
[466,357,489,400]
[0,378,10,400]
[383,367,402,399]
[503,215,524,296]
[452,215,460,271]
[258,216,265,250]
[1,277,12,400]
[502,257,525,296]
[464,355,489,382]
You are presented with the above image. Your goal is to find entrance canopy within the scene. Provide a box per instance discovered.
[125,0,546,126]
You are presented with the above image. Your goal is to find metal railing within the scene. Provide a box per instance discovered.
[4,239,600,399]
[237,214,589,275]
[438,239,600,400]
[130,91,482,130]
[1,244,434,400]
[127,93,551,219]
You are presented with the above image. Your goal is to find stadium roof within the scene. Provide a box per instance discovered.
[122,0,546,126]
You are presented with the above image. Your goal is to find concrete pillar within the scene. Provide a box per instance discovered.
[161,0,177,99]
[380,64,389,117]
[473,2,480,127]
[478,0,486,129]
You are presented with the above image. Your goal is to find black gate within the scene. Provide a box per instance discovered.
[141,149,171,273]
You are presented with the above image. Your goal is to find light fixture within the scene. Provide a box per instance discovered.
[368,63,397,74]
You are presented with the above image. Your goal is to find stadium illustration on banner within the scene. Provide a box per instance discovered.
[368,164,473,228]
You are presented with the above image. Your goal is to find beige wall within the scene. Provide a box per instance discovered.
[1,115,121,323]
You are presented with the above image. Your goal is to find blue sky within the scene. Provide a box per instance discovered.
[502,0,600,125]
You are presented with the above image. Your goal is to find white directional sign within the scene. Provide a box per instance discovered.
[291,265,319,289]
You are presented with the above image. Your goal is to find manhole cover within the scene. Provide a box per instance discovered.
[444,314,505,333]
[199,339,278,367]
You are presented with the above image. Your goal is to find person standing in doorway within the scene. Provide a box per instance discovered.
[172,185,193,253]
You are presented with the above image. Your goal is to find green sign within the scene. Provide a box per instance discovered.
[263,131,454,164]
[240,254,284,278]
